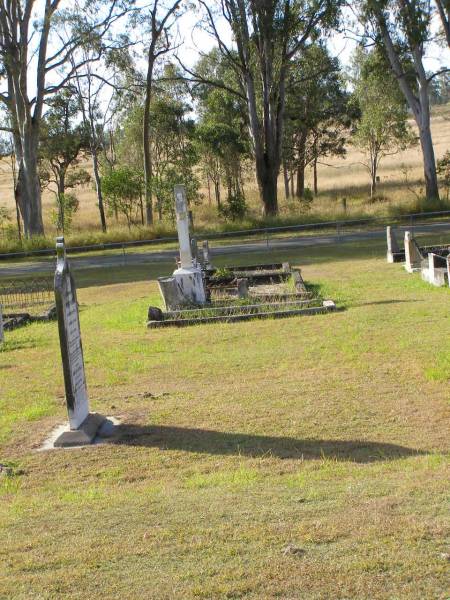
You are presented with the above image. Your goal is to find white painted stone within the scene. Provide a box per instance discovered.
[421,253,448,286]
[386,226,400,263]
[404,231,422,273]
[39,416,120,451]
[173,266,206,305]
[174,184,193,269]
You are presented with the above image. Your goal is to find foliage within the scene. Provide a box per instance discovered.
[283,43,353,198]
[50,193,80,234]
[101,167,143,228]
[218,191,247,221]
[194,49,249,213]
[351,48,417,196]
[437,151,450,200]
[39,90,91,233]
[0,205,10,232]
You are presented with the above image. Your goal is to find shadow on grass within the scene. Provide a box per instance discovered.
[111,424,425,463]
[350,299,423,308]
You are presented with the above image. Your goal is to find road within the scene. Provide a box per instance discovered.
[1,221,449,277]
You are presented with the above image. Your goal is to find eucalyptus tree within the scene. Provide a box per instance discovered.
[130,0,183,225]
[195,0,341,216]
[283,43,351,198]
[351,48,416,197]
[0,0,131,237]
[194,49,249,213]
[39,90,90,231]
[362,0,449,201]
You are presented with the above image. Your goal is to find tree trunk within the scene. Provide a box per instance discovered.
[15,142,44,238]
[214,180,221,209]
[207,175,211,205]
[417,96,440,201]
[313,157,318,196]
[296,165,305,198]
[283,163,290,199]
[143,54,155,226]
[379,21,440,203]
[256,156,278,216]
[295,132,307,198]
[91,148,107,232]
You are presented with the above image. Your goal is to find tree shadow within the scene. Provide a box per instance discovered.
[350,299,423,308]
[110,424,425,463]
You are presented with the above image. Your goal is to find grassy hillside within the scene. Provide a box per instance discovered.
[1,242,449,599]
[0,105,449,248]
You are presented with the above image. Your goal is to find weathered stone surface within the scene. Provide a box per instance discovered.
[54,237,89,429]
[53,413,106,448]
[404,231,423,273]
[421,252,449,286]
[386,226,402,263]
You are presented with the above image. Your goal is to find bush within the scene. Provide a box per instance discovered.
[218,191,247,221]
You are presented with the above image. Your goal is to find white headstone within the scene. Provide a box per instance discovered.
[404,231,422,273]
[172,186,206,305]
[54,237,89,429]
[386,226,400,263]
[174,184,193,269]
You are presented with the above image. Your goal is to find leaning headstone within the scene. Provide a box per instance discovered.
[202,240,213,270]
[53,237,105,447]
[404,231,423,273]
[386,226,400,263]
[190,237,199,265]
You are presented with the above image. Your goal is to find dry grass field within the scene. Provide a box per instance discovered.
[1,242,449,599]
[0,105,449,243]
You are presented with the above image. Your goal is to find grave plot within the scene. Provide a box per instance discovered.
[387,227,450,287]
[0,276,56,331]
[386,225,450,265]
[148,186,336,328]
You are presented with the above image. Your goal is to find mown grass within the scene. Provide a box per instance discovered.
[0,241,449,599]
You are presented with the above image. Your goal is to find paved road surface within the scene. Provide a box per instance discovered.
[1,222,449,277]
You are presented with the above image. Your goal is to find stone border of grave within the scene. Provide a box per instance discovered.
[387,227,450,288]
[149,185,338,329]
[148,299,337,328]
[1,305,57,331]
[386,225,450,267]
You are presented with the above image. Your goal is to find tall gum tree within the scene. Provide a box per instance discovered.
[197,0,340,216]
[0,0,130,237]
[363,0,449,202]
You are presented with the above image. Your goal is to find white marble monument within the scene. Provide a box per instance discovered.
[158,185,206,308]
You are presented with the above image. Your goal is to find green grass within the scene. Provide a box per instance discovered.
[0,241,449,599]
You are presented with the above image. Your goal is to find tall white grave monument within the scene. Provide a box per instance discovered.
[53,237,105,447]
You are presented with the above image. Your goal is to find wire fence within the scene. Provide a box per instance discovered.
[0,277,54,309]
[1,209,450,261]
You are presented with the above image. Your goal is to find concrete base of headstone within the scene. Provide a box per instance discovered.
[53,412,107,448]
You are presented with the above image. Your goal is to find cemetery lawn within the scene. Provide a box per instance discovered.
[1,242,449,599]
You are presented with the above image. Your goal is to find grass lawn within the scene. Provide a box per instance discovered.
[0,241,449,599]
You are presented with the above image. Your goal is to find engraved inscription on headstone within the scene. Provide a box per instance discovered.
[54,237,89,429]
